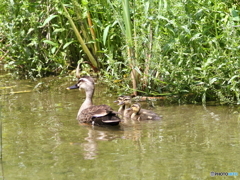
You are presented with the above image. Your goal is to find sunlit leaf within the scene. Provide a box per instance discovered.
[51,47,57,54]
[53,28,65,33]
[27,28,34,35]
[209,77,217,85]
[39,14,58,27]
[134,66,142,75]
[63,41,74,49]
[190,33,202,41]
[228,75,238,84]
[43,40,58,47]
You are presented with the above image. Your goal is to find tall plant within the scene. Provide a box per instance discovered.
[122,0,139,96]
[62,2,99,71]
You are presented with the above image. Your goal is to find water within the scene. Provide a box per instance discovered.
[0,76,239,180]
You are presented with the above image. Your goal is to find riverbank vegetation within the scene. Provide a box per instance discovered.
[0,0,239,104]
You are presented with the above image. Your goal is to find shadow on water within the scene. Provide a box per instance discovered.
[0,75,240,179]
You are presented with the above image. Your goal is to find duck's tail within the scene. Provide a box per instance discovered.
[93,113,121,126]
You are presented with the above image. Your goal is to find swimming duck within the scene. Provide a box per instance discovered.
[114,95,125,114]
[67,67,121,126]
[129,103,162,121]
[115,96,132,118]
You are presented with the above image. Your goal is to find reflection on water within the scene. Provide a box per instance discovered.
[0,76,240,179]
[79,125,122,160]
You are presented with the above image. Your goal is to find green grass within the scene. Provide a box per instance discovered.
[0,0,239,104]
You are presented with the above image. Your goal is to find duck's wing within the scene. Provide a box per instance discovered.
[78,105,121,125]
[139,109,162,120]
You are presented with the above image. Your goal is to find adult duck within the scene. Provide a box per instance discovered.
[67,67,121,126]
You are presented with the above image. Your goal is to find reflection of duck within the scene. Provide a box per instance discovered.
[79,126,123,160]
[129,103,162,121]
[115,96,132,118]
[67,66,121,126]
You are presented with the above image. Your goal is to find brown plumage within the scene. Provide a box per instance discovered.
[115,96,133,118]
[67,75,121,126]
[79,105,120,126]
[129,103,162,121]
[114,96,125,115]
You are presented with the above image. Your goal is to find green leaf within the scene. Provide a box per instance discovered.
[63,41,74,49]
[209,77,217,85]
[53,28,65,33]
[228,75,238,84]
[39,15,58,27]
[103,25,110,46]
[194,67,202,71]
[51,47,56,54]
[134,66,142,75]
[27,28,34,35]
[43,40,58,47]
[190,33,202,41]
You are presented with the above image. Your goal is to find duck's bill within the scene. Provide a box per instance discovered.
[66,84,79,90]
[118,101,124,105]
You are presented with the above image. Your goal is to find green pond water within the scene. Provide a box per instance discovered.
[0,76,239,180]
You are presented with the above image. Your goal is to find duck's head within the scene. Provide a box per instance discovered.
[67,76,95,91]
[119,96,132,110]
[78,76,95,91]
[114,96,132,106]
[114,95,125,104]
[122,96,132,106]
[67,63,95,91]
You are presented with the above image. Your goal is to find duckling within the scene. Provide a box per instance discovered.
[122,96,132,118]
[67,65,121,126]
[114,95,133,118]
[129,103,162,121]
[114,95,125,114]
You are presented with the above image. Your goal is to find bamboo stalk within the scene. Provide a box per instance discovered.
[87,12,98,53]
[61,3,99,70]
[122,0,138,96]
[72,0,97,56]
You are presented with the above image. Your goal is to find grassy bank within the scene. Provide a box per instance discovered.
[0,0,239,104]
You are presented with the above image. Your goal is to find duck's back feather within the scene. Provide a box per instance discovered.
[138,109,162,120]
[78,105,121,126]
